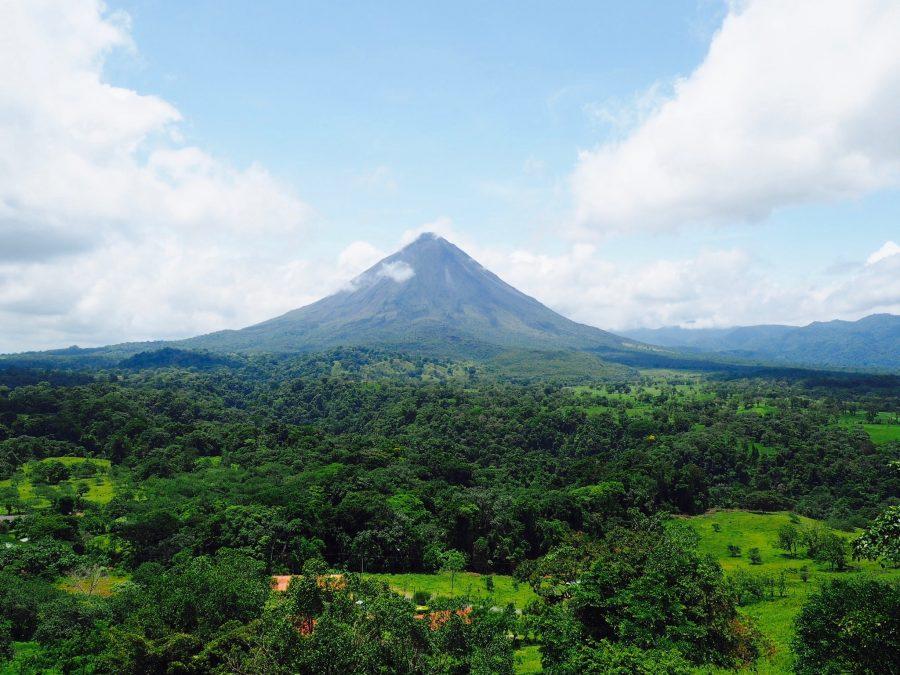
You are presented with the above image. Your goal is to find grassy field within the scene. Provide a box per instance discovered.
[365,571,536,609]
[738,403,778,416]
[58,572,129,597]
[839,411,900,445]
[568,382,716,421]
[514,644,542,674]
[686,510,900,674]
[0,457,115,510]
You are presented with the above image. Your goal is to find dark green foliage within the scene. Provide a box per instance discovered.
[793,579,900,674]
[816,533,848,571]
[853,505,900,567]
[564,640,692,674]
[0,351,897,672]
[535,517,764,670]
[30,459,70,484]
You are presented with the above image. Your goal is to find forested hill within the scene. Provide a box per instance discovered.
[1,350,898,672]
[623,313,900,370]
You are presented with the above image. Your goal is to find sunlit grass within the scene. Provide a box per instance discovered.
[365,571,536,609]
[686,510,900,674]
[0,456,116,509]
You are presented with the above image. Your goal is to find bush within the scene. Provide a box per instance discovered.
[743,491,793,512]
[853,506,900,567]
[413,590,431,606]
[729,570,766,606]
[569,640,692,674]
[793,579,900,674]
[748,548,762,565]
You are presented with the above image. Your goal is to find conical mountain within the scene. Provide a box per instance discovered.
[185,233,626,355]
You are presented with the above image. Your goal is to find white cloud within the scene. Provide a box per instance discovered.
[866,240,900,265]
[399,217,460,246]
[824,241,900,316]
[477,239,900,330]
[572,0,900,233]
[0,0,317,352]
[377,261,415,283]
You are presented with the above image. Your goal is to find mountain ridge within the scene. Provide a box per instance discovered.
[622,313,900,370]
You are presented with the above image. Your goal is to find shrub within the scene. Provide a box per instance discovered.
[853,506,900,567]
[748,548,762,565]
[793,579,900,674]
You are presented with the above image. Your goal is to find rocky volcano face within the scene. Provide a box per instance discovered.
[185,233,626,355]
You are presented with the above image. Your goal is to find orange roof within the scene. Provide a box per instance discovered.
[270,574,346,592]
[413,607,472,630]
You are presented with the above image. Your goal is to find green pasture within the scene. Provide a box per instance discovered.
[686,510,900,674]
[0,457,116,510]
[569,381,716,421]
[365,571,536,609]
[839,411,900,445]
[737,403,778,415]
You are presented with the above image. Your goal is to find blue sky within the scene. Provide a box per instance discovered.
[107,1,717,249]
[1,0,899,350]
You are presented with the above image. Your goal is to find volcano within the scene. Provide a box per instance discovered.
[184,233,627,356]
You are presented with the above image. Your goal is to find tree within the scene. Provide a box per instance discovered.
[777,524,800,558]
[539,518,763,669]
[853,506,900,567]
[0,485,18,514]
[793,579,900,674]
[818,533,847,571]
[748,548,762,565]
[727,544,742,558]
[441,549,467,593]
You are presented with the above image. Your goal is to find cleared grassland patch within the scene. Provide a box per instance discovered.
[366,571,536,609]
[839,411,900,445]
[686,510,900,674]
[514,644,542,674]
[0,456,116,509]
[59,572,129,597]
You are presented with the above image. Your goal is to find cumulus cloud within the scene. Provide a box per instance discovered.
[477,239,900,331]
[0,0,318,352]
[823,241,900,316]
[572,0,900,233]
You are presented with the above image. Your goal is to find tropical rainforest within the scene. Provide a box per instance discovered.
[1,348,898,674]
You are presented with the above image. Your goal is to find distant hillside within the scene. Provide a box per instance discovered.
[623,314,900,370]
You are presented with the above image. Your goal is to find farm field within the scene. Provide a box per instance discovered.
[839,411,900,445]
[686,510,900,674]
[365,571,536,609]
